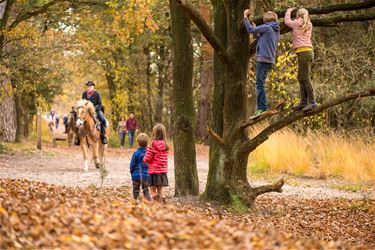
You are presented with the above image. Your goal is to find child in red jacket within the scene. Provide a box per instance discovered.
[143,123,169,203]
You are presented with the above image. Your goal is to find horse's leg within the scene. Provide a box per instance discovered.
[99,142,107,166]
[93,140,100,169]
[81,137,89,172]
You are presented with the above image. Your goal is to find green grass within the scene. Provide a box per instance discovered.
[331,183,363,192]
[229,194,248,214]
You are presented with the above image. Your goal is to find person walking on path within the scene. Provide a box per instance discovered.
[117,116,127,148]
[126,113,138,148]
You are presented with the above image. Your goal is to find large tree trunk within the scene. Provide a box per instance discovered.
[204,0,227,201]
[169,0,199,196]
[0,96,16,142]
[196,3,213,144]
[144,46,154,131]
[154,45,167,124]
[14,91,25,143]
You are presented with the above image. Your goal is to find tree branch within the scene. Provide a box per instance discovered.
[7,0,108,31]
[207,126,226,149]
[248,11,375,56]
[241,110,279,129]
[178,0,232,67]
[251,0,375,24]
[8,0,60,30]
[246,88,375,153]
[312,11,375,27]
[253,179,284,196]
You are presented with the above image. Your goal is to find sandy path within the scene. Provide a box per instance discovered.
[0,144,373,200]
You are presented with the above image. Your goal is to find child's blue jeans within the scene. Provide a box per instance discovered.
[255,61,273,111]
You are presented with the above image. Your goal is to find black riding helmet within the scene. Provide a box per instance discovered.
[85,81,95,86]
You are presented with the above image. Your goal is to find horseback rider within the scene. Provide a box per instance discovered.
[74,81,109,145]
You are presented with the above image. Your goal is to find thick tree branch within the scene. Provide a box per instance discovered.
[312,11,375,27]
[248,11,375,56]
[246,88,375,153]
[253,179,284,196]
[251,0,375,24]
[178,0,232,67]
[8,0,60,30]
[7,0,107,31]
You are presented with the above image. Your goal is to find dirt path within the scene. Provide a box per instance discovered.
[0,143,374,200]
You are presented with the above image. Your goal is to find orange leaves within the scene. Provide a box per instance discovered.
[1,179,374,249]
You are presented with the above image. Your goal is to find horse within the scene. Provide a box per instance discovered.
[75,100,109,171]
[66,113,77,146]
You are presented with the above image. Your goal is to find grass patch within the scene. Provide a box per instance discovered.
[248,127,375,186]
[331,183,363,192]
[229,194,248,214]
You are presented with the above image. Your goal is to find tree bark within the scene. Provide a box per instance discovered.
[144,46,154,131]
[196,2,213,144]
[0,96,16,142]
[170,0,199,196]
[204,0,228,201]
[14,91,25,143]
[155,45,167,124]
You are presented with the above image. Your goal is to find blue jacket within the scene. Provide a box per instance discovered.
[244,18,280,64]
[130,147,149,181]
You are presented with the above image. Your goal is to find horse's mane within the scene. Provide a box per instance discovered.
[76,99,96,117]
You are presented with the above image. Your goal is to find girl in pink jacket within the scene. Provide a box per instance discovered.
[144,123,169,203]
[285,8,317,112]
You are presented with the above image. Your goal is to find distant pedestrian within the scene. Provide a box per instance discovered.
[126,113,138,148]
[117,116,127,148]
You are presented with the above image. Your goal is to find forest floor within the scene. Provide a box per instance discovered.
[0,142,375,248]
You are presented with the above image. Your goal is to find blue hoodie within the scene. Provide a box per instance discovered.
[244,18,280,64]
[130,147,149,181]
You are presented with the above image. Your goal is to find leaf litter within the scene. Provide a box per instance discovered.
[0,179,374,249]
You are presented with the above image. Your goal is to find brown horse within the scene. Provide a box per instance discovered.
[66,113,77,146]
[75,100,108,171]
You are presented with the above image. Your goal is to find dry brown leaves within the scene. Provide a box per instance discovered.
[0,179,374,249]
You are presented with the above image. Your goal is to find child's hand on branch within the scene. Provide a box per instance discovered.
[244,9,251,18]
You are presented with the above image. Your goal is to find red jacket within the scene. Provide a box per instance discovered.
[144,140,168,174]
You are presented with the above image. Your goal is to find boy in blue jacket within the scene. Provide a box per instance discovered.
[130,133,151,200]
[244,9,280,118]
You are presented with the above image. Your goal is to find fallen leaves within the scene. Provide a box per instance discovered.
[0,179,374,249]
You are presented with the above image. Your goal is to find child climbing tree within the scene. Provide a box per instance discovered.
[174,0,375,204]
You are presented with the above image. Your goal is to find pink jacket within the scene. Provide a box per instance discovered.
[143,140,168,174]
[284,9,313,49]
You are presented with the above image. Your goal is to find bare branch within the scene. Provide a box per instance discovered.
[251,0,375,24]
[312,10,375,27]
[8,0,60,30]
[207,126,225,149]
[178,0,232,67]
[246,88,375,153]
[253,179,284,196]
[7,0,108,31]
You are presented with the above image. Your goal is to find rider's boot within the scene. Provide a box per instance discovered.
[74,136,80,146]
[100,124,108,145]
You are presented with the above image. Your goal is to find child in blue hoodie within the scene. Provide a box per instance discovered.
[130,133,151,200]
[244,10,280,117]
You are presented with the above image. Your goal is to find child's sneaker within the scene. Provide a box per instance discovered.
[291,103,307,111]
[250,109,266,119]
[302,102,317,112]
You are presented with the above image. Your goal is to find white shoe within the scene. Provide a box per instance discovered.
[105,120,110,128]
